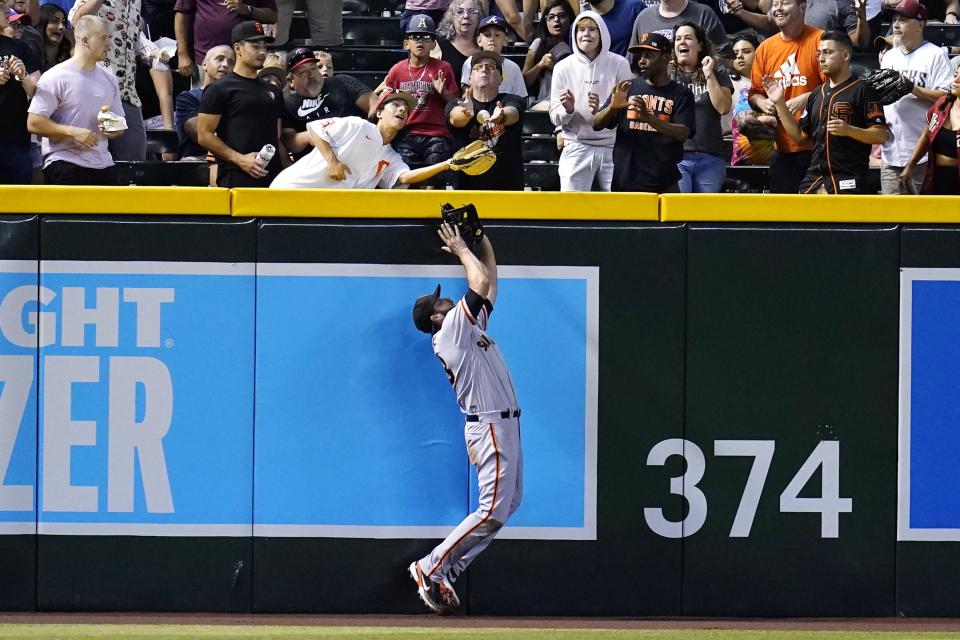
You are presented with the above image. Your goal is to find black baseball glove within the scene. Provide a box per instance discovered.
[863,68,914,105]
[441,203,484,249]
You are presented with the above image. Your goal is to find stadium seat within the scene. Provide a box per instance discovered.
[330,47,406,72]
[524,162,560,190]
[146,130,180,159]
[522,110,554,136]
[522,136,560,162]
[114,161,210,187]
[343,16,402,46]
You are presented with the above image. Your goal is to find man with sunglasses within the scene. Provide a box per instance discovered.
[382,14,459,185]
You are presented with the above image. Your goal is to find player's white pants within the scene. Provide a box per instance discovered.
[558,140,613,192]
[420,416,523,583]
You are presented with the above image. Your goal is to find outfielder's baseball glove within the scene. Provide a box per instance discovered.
[441,203,484,248]
[449,140,497,176]
[863,68,914,105]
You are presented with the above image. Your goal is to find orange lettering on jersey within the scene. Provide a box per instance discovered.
[374,160,390,178]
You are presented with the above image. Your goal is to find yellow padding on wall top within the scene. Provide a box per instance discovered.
[0,186,231,215]
[660,193,960,223]
[232,188,660,220]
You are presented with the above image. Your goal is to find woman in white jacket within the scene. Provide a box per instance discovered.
[549,10,633,191]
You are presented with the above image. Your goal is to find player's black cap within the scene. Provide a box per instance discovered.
[413,284,441,334]
[287,47,318,72]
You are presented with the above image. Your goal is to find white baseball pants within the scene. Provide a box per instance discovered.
[420,416,523,582]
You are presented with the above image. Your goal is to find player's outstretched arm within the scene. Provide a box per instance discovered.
[397,160,454,185]
[475,235,498,306]
[439,222,490,299]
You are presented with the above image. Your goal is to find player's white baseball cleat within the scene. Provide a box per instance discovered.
[408,561,445,614]
[437,574,461,610]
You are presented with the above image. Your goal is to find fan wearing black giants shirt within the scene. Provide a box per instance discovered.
[0,6,40,185]
[594,32,695,193]
[764,30,887,194]
[197,21,283,188]
[445,50,525,191]
[280,47,374,160]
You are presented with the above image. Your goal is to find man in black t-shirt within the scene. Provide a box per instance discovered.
[197,21,283,188]
[764,30,887,194]
[280,47,374,160]
[445,50,524,191]
[0,8,40,184]
[594,32,695,193]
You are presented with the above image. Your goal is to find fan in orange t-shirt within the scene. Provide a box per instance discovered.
[749,0,826,192]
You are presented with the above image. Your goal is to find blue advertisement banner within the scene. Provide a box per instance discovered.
[0,261,256,536]
[899,269,960,541]
[254,264,598,540]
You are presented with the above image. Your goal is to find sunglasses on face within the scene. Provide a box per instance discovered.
[408,34,435,41]
[472,63,498,71]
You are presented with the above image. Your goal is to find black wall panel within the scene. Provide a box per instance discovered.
[0,216,39,611]
[896,226,960,617]
[683,224,899,616]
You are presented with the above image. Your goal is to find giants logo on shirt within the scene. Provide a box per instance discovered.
[830,102,853,123]
[773,53,808,88]
[627,94,675,132]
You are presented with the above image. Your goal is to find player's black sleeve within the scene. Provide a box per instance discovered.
[464,289,487,319]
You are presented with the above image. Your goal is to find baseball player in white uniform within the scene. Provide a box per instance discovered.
[409,223,522,614]
[270,90,454,189]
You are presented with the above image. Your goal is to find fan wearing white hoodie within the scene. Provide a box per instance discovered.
[549,11,633,192]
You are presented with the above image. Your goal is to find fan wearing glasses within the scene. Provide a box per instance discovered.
[380,14,459,185]
[434,0,485,83]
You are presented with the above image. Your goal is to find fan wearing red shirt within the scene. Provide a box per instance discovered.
[382,14,459,184]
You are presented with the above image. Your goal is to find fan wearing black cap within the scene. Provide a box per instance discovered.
[594,32,696,193]
[280,47,374,160]
[446,49,525,190]
[197,21,283,188]
[408,225,521,616]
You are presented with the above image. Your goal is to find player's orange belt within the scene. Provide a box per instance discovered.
[466,409,521,422]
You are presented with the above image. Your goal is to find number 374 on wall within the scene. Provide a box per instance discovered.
[644,440,852,539]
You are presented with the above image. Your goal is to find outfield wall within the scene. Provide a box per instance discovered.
[0,187,957,616]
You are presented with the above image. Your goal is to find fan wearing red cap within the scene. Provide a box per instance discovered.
[379,14,459,187]
[877,0,954,194]
[280,47,375,161]
[271,90,462,189]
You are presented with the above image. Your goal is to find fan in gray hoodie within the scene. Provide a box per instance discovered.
[549,11,633,192]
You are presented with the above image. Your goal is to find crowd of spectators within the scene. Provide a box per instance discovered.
[1,0,959,194]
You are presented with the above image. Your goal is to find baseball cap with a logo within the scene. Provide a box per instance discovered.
[287,47,319,72]
[628,32,672,54]
[412,284,441,333]
[478,15,509,33]
[231,21,274,44]
[406,14,437,35]
[892,0,928,20]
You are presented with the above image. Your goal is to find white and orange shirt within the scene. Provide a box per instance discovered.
[433,291,518,416]
[270,116,409,189]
